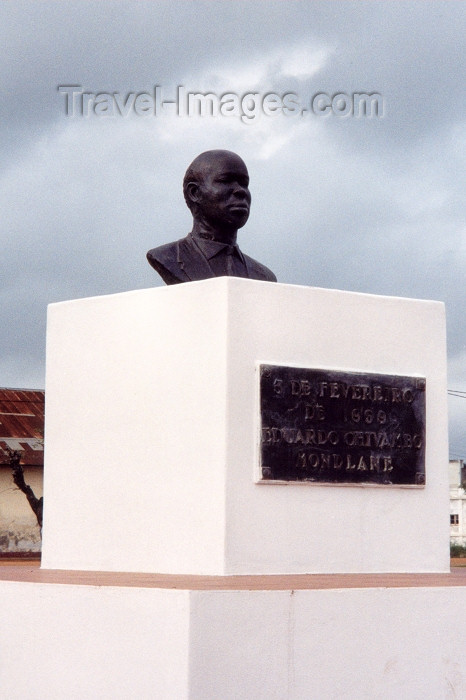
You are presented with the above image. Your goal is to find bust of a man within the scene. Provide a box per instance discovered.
[146,149,277,284]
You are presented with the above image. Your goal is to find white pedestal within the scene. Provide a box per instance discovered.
[2,575,466,700]
[2,279,460,700]
[41,279,449,574]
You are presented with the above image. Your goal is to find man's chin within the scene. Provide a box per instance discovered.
[200,210,249,230]
[229,210,249,227]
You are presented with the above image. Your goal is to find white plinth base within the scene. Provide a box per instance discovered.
[1,577,466,699]
[42,279,449,574]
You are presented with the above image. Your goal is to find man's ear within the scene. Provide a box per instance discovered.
[186,181,201,205]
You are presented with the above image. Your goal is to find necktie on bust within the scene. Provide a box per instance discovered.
[225,245,236,275]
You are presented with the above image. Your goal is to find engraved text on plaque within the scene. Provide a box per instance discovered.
[259,365,426,485]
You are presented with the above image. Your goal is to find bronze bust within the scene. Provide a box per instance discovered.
[147,150,277,284]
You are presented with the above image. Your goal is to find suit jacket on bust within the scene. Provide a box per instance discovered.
[147,234,277,285]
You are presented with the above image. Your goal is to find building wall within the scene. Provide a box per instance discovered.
[450,459,466,545]
[0,467,42,553]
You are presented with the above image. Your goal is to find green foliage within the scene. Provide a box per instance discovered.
[450,543,466,558]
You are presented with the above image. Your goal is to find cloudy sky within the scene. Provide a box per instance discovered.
[1,1,464,458]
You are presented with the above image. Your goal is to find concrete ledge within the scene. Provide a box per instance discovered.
[1,566,466,590]
[1,577,466,698]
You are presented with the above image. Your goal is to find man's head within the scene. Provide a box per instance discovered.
[183,150,251,231]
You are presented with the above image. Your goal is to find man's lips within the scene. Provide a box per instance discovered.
[229,203,250,211]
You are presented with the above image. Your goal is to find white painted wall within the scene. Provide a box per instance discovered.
[0,468,42,553]
[42,284,229,574]
[1,580,466,699]
[189,586,466,700]
[223,280,449,573]
[0,582,189,700]
[42,279,449,574]
[449,461,466,545]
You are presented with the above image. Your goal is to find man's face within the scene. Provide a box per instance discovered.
[194,152,251,230]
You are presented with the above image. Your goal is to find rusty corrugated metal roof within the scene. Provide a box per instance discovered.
[0,389,44,467]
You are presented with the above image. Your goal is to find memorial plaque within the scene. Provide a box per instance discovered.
[259,365,426,486]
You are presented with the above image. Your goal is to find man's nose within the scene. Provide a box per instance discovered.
[233,182,250,197]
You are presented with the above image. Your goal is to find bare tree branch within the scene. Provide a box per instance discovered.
[5,447,43,529]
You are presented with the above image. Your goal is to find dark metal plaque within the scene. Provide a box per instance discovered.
[259,365,426,486]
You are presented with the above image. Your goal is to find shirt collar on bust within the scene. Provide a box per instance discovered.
[190,234,245,263]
